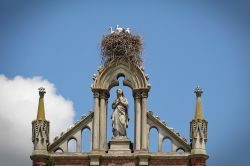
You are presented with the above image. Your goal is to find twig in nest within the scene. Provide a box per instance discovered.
[100,31,143,66]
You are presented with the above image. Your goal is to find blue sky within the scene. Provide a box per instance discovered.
[1,0,250,165]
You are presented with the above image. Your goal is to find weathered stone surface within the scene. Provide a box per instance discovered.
[31,50,209,166]
[149,159,190,166]
[108,137,132,154]
[101,159,138,166]
[53,159,90,166]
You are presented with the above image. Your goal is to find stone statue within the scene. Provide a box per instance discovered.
[111,88,129,137]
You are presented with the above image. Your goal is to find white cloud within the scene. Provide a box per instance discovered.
[0,75,75,166]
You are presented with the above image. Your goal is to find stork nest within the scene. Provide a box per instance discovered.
[100,31,143,66]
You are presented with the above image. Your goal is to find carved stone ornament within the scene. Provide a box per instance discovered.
[190,119,207,142]
[32,120,50,146]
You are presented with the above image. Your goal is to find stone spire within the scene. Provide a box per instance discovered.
[190,86,208,155]
[194,86,203,121]
[37,87,46,120]
[32,87,50,154]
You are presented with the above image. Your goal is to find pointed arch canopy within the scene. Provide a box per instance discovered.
[91,61,151,91]
[91,61,150,152]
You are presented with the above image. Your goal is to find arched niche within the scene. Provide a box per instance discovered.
[68,137,77,152]
[91,61,150,152]
[106,76,134,142]
[149,127,159,152]
[82,127,91,152]
[162,137,173,152]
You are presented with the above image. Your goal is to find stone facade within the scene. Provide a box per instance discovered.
[31,56,208,165]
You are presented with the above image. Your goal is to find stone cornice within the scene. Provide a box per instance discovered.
[43,152,194,159]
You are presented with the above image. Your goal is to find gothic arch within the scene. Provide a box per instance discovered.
[91,61,151,152]
[91,61,150,90]
[149,127,159,152]
[67,137,77,152]
[162,137,173,152]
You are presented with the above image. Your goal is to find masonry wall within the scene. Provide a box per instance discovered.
[191,157,207,166]
[53,159,90,166]
[32,158,47,166]
[149,159,190,166]
[32,157,207,166]
[101,159,138,166]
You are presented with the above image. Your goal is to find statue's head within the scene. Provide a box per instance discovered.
[116,88,124,97]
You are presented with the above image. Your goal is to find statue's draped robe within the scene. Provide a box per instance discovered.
[112,97,129,137]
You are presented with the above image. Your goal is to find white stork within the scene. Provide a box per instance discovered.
[115,25,123,33]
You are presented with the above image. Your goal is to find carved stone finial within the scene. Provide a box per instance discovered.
[155,115,160,120]
[81,114,86,119]
[74,120,79,125]
[162,120,167,126]
[92,74,97,81]
[38,87,46,98]
[98,66,104,73]
[194,86,203,97]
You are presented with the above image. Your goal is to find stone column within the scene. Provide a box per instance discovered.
[134,90,141,151]
[60,141,68,152]
[75,131,82,152]
[92,90,100,150]
[105,97,108,150]
[99,90,108,150]
[141,91,148,151]
[158,132,164,152]
[172,143,177,152]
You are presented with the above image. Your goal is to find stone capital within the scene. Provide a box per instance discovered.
[99,90,109,99]
[133,90,141,99]
[92,91,100,98]
[141,91,148,98]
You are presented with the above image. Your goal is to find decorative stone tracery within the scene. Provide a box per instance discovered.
[32,120,50,151]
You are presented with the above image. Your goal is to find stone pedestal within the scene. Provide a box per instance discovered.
[108,137,132,154]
